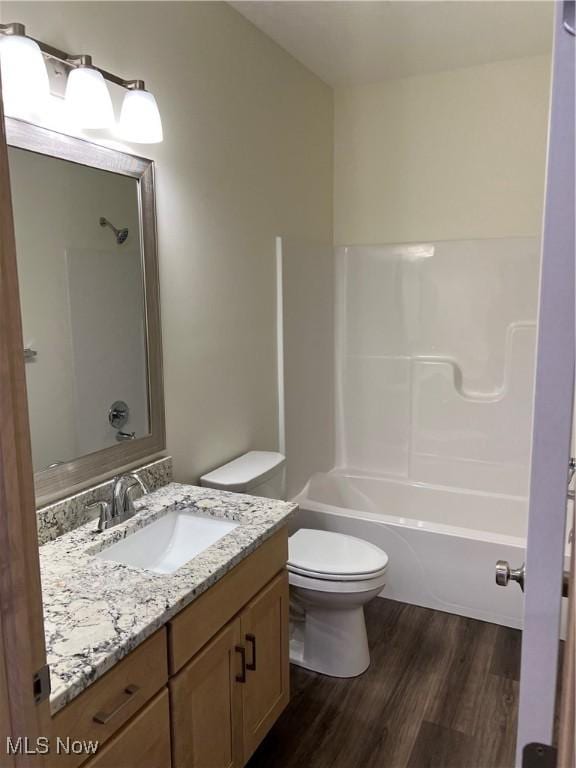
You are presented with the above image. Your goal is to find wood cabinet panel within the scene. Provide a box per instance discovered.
[51,630,168,768]
[82,689,171,768]
[240,572,289,762]
[169,530,287,674]
[170,620,243,768]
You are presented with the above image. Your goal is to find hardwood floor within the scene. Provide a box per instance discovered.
[247,598,520,768]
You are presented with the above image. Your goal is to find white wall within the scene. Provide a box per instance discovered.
[3,2,334,485]
[334,55,551,245]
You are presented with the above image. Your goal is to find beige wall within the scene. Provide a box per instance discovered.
[334,55,551,245]
[4,2,334,484]
[281,239,335,497]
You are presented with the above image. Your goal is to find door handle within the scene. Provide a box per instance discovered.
[496,560,570,597]
[235,645,246,683]
[246,634,257,671]
[495,560,525,592]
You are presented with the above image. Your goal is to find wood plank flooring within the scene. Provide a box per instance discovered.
[247,598,521,768]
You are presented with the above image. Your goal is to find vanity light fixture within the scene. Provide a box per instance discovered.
[118,81,163,144]
[0,22,163,143]
[64,55,115,129]
[0,23,50,118]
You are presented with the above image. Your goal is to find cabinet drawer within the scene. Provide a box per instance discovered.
[51,629,168,768]
[82,689,171,768]
[169,529,288,673]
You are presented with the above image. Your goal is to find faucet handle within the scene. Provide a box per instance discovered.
[87,500,113,532]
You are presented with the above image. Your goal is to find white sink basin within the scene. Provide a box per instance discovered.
[95,510,239,574]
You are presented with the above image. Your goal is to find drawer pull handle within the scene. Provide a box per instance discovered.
[93,684,140,725]
[246,634,257,671]
[235,645,246,683]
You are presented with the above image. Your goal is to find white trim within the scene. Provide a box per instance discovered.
[275,236,286,457]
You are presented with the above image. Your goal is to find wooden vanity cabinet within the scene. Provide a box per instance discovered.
[170,570,289,768]
[53,529,289,768]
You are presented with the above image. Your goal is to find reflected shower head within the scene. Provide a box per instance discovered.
[99,216,129,245]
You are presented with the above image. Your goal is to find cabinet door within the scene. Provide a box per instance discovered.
[81,689,171,768]
[170,619,243,768]
[240,571,290,762]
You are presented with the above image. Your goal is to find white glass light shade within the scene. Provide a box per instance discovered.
[0,34,50,117]
[65,66,114,129]
[118,89,163,143]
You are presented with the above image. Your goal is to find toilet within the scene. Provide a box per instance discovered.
[288,529,388,678]
[200,451,389,678]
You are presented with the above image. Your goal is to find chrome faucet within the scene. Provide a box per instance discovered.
[88,472,149,532]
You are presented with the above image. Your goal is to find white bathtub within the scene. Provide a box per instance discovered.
[293,470,528,628]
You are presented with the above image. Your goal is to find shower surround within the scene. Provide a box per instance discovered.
[294,237,540,627]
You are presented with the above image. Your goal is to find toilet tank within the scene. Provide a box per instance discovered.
[199,451,286,500]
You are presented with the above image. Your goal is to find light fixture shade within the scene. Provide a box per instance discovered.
[118,89,163,143]
[65,66,114,129]
[0,34,50,117]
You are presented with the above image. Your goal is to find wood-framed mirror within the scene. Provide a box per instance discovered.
[6,117,165,506]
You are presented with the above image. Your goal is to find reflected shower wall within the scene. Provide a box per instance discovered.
[335,238,540,496]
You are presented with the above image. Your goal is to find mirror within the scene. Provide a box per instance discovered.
[6,118,164,504]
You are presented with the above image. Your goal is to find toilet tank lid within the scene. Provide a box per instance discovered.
[200,451,286,492]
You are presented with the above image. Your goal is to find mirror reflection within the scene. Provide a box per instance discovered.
[8,147,149,472]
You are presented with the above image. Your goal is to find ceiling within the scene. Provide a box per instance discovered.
[231,1,554,86]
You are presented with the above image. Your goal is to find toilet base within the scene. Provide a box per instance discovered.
[289,602,371,678]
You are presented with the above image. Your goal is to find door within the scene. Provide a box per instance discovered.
[170,619,244,768]
[0,64,50,766]
[239,571,290,763]
[502,2,575,765]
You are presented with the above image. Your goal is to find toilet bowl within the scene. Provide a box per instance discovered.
[288,529,389,678]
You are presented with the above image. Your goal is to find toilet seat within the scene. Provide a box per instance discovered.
[288,568,387,594]
[288,529,389,581]
[287,563,388,582]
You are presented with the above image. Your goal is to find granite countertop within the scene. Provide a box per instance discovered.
[40,482,296,715]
